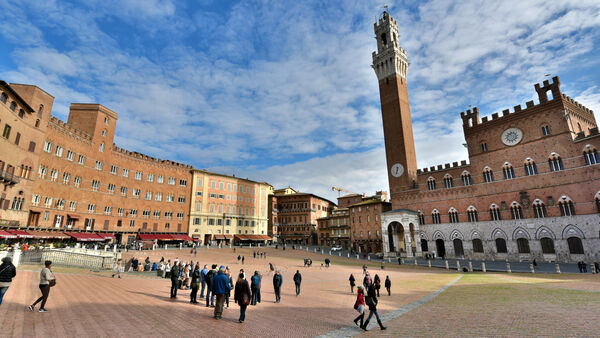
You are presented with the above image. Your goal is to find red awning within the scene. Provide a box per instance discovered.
[154,234,175,241]
[171,234,193,241]
[65,232,105,242]
[100,233,116,239]
[138,234,157,241]
[235,234,270,241]
[7,230,34,238]
[0,230,17,239]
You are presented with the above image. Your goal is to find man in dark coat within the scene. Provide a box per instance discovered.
[205,264,217,307]
[384,276,391,296]
[250,271,262,305]
[362,281,386,331]
[170,263,180,299]
[349,274,356,293]
[273,270,283,303]
[293,270,302,296]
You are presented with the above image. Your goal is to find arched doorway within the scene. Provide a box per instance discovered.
[436,239,446,258]
[453,238,464,257]
[421,239,428,252]
[387,222,405,253]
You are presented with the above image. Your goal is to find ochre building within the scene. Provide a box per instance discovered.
[188,169,272,245]
[374,11,600,262]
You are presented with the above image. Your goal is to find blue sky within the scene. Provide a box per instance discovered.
[1,0,599,201]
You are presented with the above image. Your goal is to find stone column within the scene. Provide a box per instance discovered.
[506,262,512,273]
[445,260,449,269]
[481,262,486,272]
[456,261,461,271]
[428,260,431,268]
[468,261,473,272]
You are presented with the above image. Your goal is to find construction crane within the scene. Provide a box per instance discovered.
[331,186,358,197]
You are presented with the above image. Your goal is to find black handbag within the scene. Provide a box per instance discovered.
[49,279,56,287]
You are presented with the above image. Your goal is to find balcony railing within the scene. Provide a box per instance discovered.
[0,169,19,185]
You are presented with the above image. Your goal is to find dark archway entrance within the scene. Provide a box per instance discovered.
[436,239,446,258]
[453,238,464,257]
[387,222,405,253]
[421,239,428,252]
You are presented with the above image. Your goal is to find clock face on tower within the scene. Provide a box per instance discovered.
[391,163,404,177]
[501,128,523,146]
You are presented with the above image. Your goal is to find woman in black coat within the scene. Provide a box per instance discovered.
[349,274,356,293]
[361,283,386,331]
[234,273,251,323]
[0,256,17,306]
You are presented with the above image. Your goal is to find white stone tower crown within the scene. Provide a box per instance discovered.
[372,11,408,80]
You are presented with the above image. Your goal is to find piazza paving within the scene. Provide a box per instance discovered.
[1,247,599,337]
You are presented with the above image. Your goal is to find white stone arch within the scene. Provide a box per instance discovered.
[419,231,428,241]
[491,228,508,240]
[549,152,561,160]
[512,227,531,240]
[562,224,585,239]
[450,229,463,240]
[595,191,600,200]
[448,206,458,213]
[535,226,556,240]
[432,230,445,241]
[470,230,482,240]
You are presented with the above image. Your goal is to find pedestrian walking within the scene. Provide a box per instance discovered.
[362,264,367,274]
[111,259,122,278]
[253,251,256,259]
[353,286,366,328]
[212,266,231,319]
[0,257,17,306]
[194,248,197,257]
[237,255,241,262]
[273,270,283,303]
[578,261,583,273]
[250,271,262,305]
[170,262,180,299]
[242,256,245,264]
[190,264,201,303]
[293,270,302,296]
[28,260,55,312]
[325,258,330,267]
[234,272,251,323]
[361,281,386,331]
[374,274,381,297]
[205,264,217,307]
[363,272,372,291]
[200,264,208,298]
[385,276,391,296]
[349,274,356,293]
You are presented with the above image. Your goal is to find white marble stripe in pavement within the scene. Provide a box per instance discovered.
[316,274,464,338]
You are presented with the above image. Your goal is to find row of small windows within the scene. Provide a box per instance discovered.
[436,236,584,255]
[425,149,599,191]
[42,141,188,186]
[420,196,578,225]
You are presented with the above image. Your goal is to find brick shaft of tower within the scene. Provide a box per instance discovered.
[372,11,418,196]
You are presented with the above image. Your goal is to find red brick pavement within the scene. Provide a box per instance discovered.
[0,248,453,337]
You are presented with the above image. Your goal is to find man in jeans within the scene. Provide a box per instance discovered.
[211,266,231,319]
[293,270,302,296]
[200,264,208,298]
[205,264,217,307]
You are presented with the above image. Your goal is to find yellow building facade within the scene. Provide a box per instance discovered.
[188,169,271,245]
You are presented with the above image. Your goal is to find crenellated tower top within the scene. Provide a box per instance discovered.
[372,11,408,80]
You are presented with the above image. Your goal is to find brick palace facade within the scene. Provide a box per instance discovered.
[374,11,600,262]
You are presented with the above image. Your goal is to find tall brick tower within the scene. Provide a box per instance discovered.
[372,11,417,198]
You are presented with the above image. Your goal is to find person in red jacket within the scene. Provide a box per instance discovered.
[234,272,251,323]
[353,286,366,327]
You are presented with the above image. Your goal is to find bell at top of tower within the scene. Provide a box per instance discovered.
[372,11,409,81]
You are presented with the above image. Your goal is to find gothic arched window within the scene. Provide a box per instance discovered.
[510,201,523,220]
[548,152,564,172]
[532,199,547,218]
[584,145,599,165]
[443,174,454,188]
[489,204,501,221]
[461,171,472,186]
[483,166,494,183]
[502,162,515,180]
[448,207,459,223]
[431,209,441,224]
[466,206,478,222]
[418,211,425,225]
[558,196,575,216]
[524,158,538,176]
[427,177,436,191]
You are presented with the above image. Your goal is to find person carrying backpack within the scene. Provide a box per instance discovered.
[251,271,262,305]
[205,264,217,307]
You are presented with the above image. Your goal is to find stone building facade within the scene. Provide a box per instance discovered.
[1,83,193,244]
[188,169,271,245]
[374,11,600,262]
[273,191,335,245]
